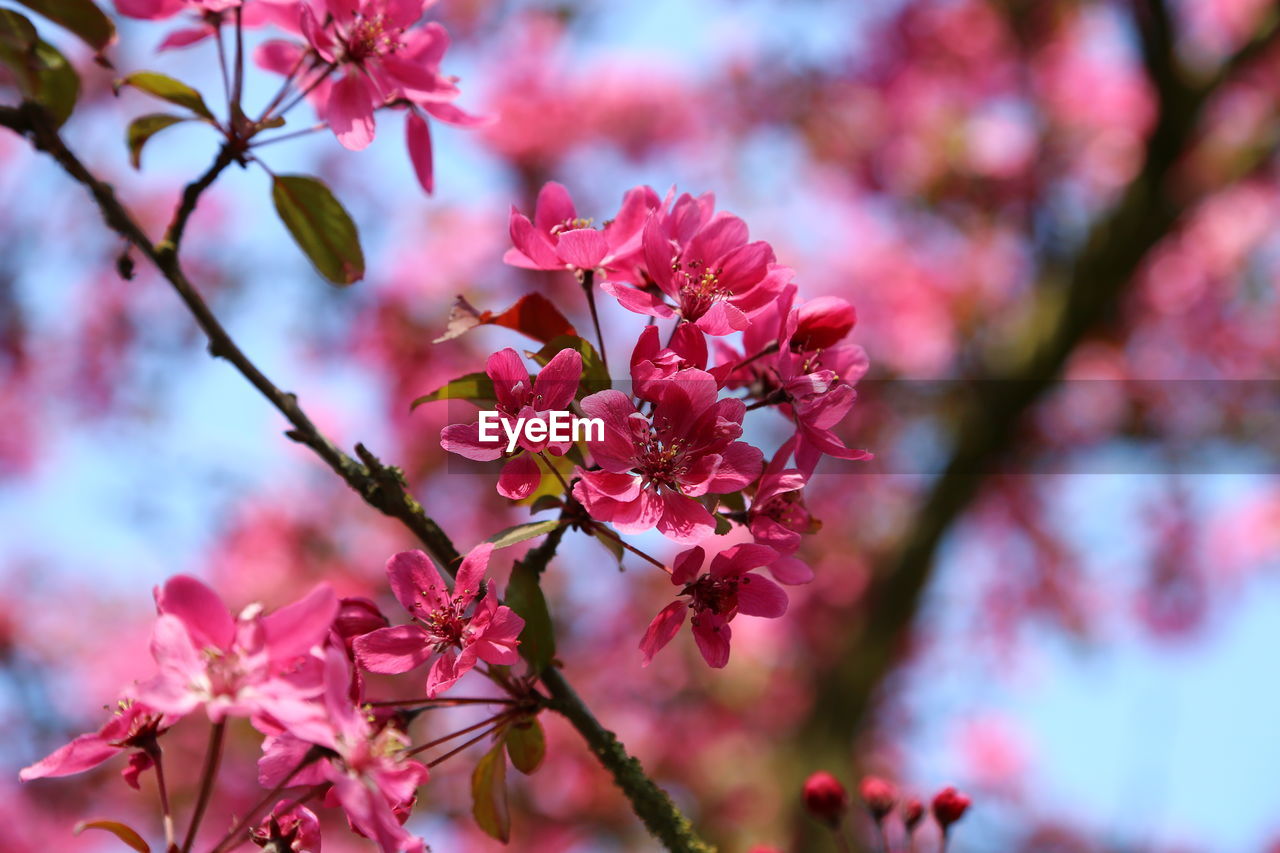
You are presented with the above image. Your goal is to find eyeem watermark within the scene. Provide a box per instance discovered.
[478,411,604,452]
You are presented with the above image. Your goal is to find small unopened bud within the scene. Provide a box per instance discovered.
[931,786,971,831]
[903,797,925,832]
[858,775,897,822]
[802,771,849,825]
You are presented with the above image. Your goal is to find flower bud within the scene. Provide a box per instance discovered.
[792,297,856,351]
[858,775,897,821]
[903,797,925,832]
[931,786,971,831]
[802,771,849,825]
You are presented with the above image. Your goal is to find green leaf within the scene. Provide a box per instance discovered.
[471,743,510,843]
[592,527,625,566]
[0,12,79,127]
[504,717,546,775]
[505,559,555,675]
[409,371,495,410]
[74,820,150,852]
[118,71,214,120]
[487,519,562,550]
[713,512,733,536]
[528,494,563,515]
[719,489,746,513]
[13,0,114,54]
[272,175,365,286]
[529,335,610,398]
[126,113,186,169]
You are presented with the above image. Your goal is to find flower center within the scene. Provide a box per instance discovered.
[685,574,743,616]
[420,601,468,651]
[671,257,728,320]
[550,217,593,235]
[344,14,402,63]
[634,434,687,490]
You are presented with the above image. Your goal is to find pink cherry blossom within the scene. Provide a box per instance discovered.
[640,544,786,668]
[629,324,733,401]
[504,181,659,274]
[255,1,484,191]
[263,647,428,853]
[440,346,582,499]
[133,576,338,724]
[352,544,523,696]
[19,699,171,785]
[573,370,763,544]
[600,191,790,334]
[251,801,323,852]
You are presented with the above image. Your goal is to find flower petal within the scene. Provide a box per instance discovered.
[353,625,433,674]
[639,601,688,666]
[155,575,234,650]
[386,550,450,616]
[555,228,609,270]
[263,584,339,664]
[735,574,788,618]
[497,453,541,500]
[323,74,376,151]
[405,109,434,194]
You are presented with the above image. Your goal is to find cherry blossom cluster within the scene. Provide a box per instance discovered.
[439,181,868,668]
[21,548,528,852]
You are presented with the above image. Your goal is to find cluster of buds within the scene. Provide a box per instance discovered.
[801,771,971,851]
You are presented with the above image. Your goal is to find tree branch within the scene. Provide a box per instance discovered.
[789,9,1280,843]
[0,101,712,852]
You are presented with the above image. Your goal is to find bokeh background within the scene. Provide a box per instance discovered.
[4,0,1280,850]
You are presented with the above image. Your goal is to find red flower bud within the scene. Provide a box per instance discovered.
[903,797,925,832]
[802,771,849,824]
[931,786,971,831]
[792,296,856,351]
[858,775,897,821]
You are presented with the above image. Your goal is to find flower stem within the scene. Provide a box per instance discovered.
[181,720,225,853]
[590,522,667,570]
[423,724,503,768]
[231,6,245,111]
[208,751,320,853]
[405,711,513,758]
[580,269,609,374]
[367,696,516,708]
[147,745,175,851]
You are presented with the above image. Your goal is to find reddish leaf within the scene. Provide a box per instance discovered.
[434,293,575,345]
[74,820,150,852]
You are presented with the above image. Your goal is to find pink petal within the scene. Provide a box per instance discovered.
[671,546,705,585]
[324,74,376,151]
[486,348,532,408]
[767,555,814,585]
[533,182,576,234]
[534,347,583,410]
[600,280,677,319]
[453,542,493,607]
[263,584,339,665]
[735,574,788,618]
[556,228,609,270]
[686,212,749,264]
[706,441,764,493]
[608,487,666,534]
[19,733,118,781]
[497,453,540,500]
[422,100,492,127]
[578,470,643,502]
[386,550,450,617]
[405,109,434,194]
[440,421,504,462]
[639,601,688,666]
[656,492,715,544]
[471,605,524,665]
[331,772,426,853]
[158,26,211,51]
[695,300,750,335]
[508,212,563,270]
[155,575,234,650]
[353,625,433,674]
[691,613,732,668]
[254,39,304,75]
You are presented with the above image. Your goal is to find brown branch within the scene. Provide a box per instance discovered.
[789,7,1280,847]
[1,100,712,852]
